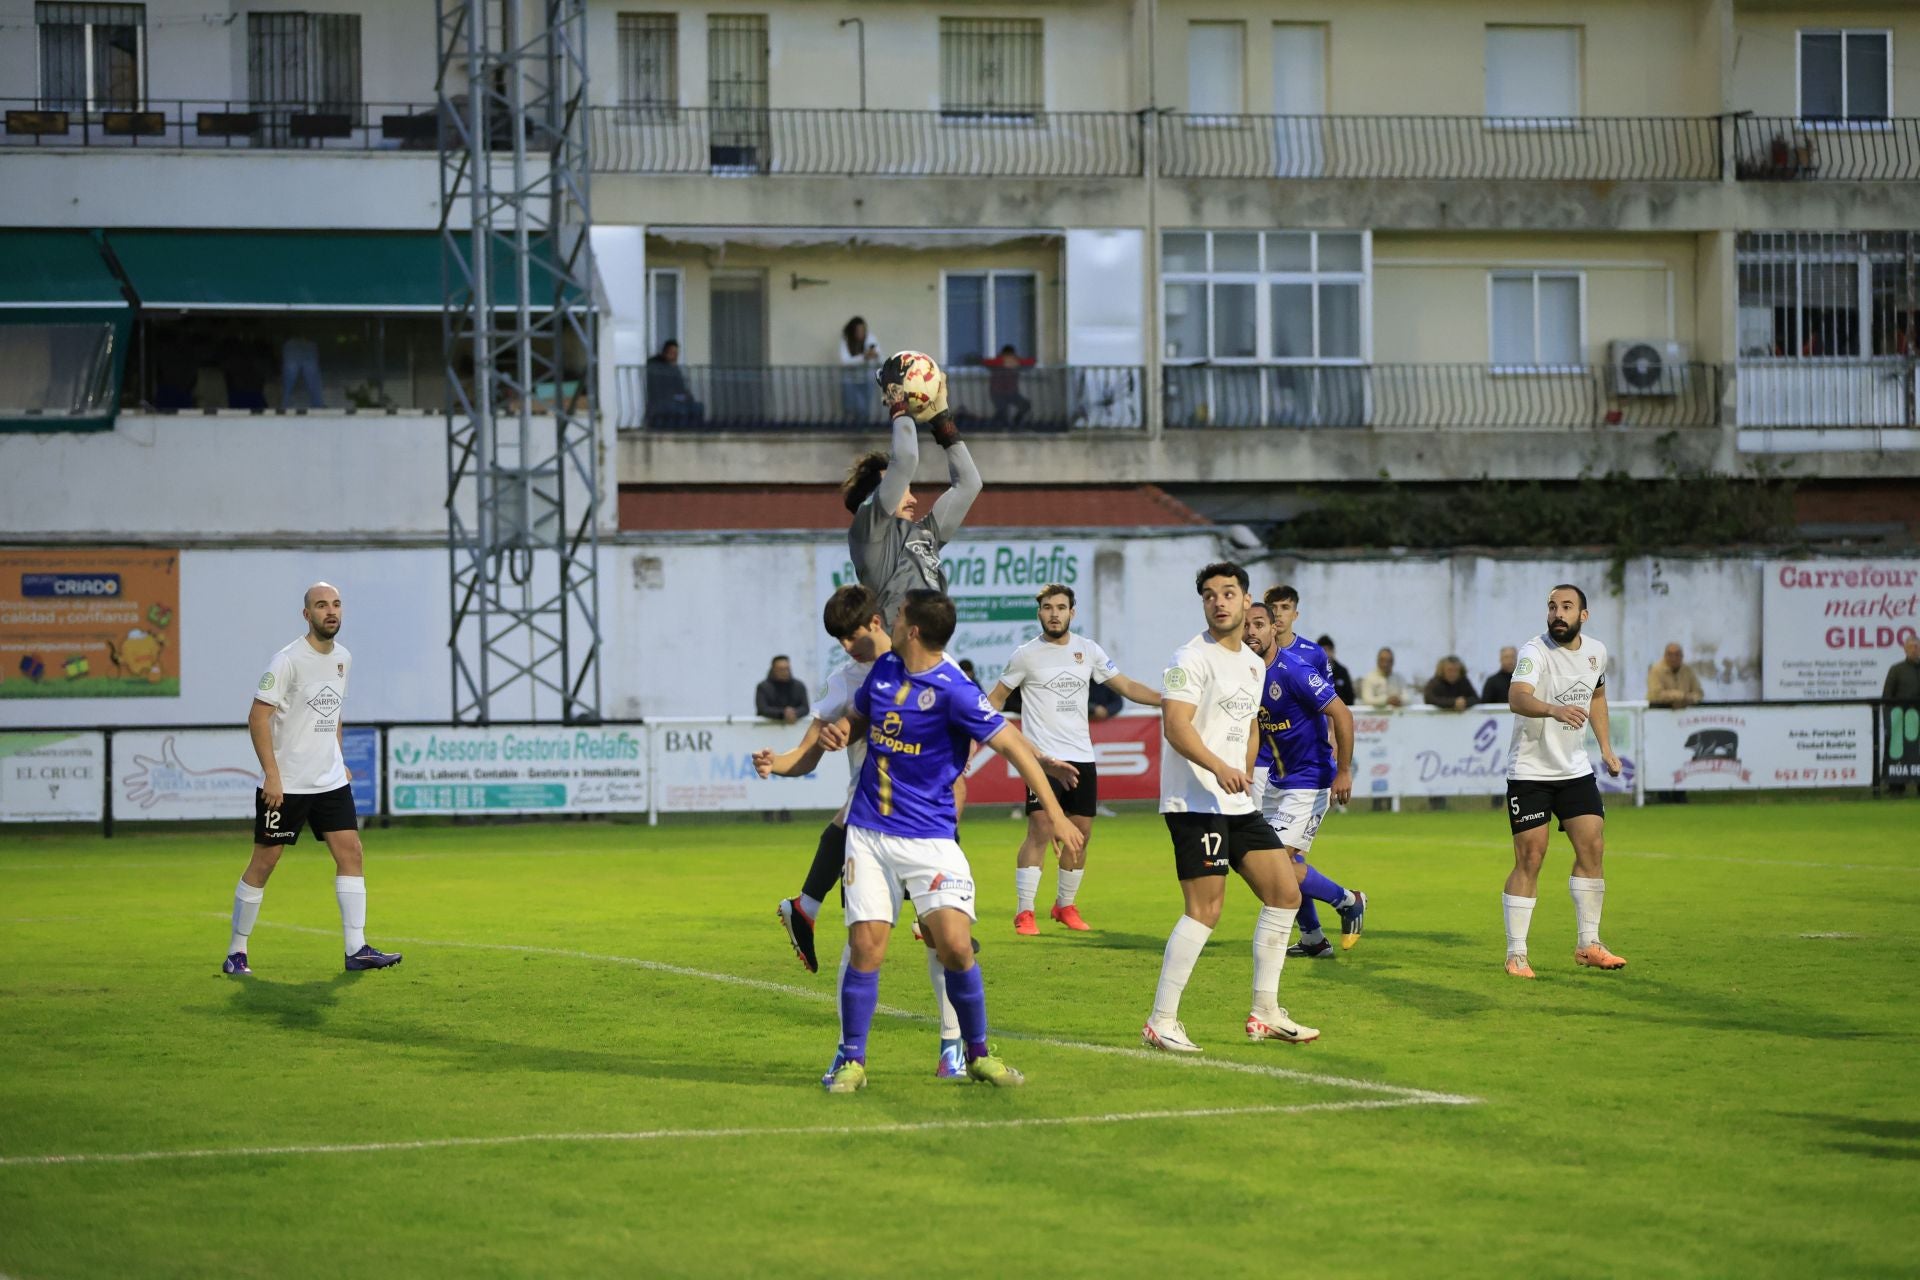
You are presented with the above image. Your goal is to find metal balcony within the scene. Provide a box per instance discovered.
[1732,117,1920,181]
[0,98,442,151]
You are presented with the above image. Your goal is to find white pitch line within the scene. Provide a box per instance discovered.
[0,1097,1452,1169]
[237,920,1478,1105]
[1334,832,1920,875]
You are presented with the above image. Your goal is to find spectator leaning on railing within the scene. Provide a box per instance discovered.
[1646,643,1705,708]
[755,656,810,725]
[1359,647,1407,709]
[1480,646,1517,706]
[1424,656,1479,711]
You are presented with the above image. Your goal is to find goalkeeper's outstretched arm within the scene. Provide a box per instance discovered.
[872,415,917,518]
[928,437,981,537]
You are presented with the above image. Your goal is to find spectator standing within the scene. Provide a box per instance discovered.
[281,336,324,410]
[1647,643,1705,708]
[645,340,704,428]
[1424,656,1479,711]
[1359,647,1407,709]
[755,655,810,824]
[986,344,1034,428]
[839,317,883,423]
[1317,635,1356,705]
[1881,637,1920,703]
[1480,646,1517,706]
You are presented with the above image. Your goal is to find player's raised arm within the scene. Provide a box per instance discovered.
[985,723,1086,859]
[872,414,918,519]
[1105,673,1163,707]
[926,427,981,539]
[754,715,849,780]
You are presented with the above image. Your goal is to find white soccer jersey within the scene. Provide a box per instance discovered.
[254,637,351,793]
[1159,631,1263,815]
[996,632,1117,762]
[1506,632,1609,781]
[812,657,875,798]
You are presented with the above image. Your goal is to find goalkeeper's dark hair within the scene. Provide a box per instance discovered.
[900,590,957,650]
[1551,582,1589,611]
[842,451,889,514]
[1194,561,1249,594]
[823,585,882,640]
[1264,584,1299,608]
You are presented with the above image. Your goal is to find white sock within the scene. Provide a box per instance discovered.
[1252,905,1297,1019]
[1335,889,1355,909]
[230,879,264,955]
[1150,915,1213,1026]
[1014,866,1041,914]
[798,893,823,920]
[1299,925,1327,944]
[1569,876,1605,949]
[929,945,961,1040]
[1502,892,1537,956]
[1055,868,1085,908]
[335,875,367,954]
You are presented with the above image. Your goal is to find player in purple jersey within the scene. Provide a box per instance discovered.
[1262,585,1335,686]
[1245,603,1366,956]
[787,590,1084,1092]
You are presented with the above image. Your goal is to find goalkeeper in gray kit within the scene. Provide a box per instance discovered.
[842,353,983,627]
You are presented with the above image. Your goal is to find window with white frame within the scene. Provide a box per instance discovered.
[619,13,678,112]
[37,2,145,112]
[1798,30,1890,123]
[1736,232,1915,360]
[944,272,1037,368]
[1485,26,1580,121]
[1186,22,1244,117]
[648,268,683,355]
[939,18,1043,118]
[1490,272,1584,370]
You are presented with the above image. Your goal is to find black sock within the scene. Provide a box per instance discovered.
[801,821,848,903]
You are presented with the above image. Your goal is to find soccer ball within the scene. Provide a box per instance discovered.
[878,351,943,418]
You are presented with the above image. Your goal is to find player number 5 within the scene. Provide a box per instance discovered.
[1508,797,1520,818]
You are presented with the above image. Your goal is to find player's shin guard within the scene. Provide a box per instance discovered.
[942,963,990,1060]
[801,822,848,908]
[230,879,264,955]
[1252,906,1296,1019]
[334,876,366,955]
[1151,916,1212,1025]
[838,966,879,1062]
[1299,864,1348,907]
[928,947,962,1040]
[1502,892,1537,955]
[1568,876,1605,949]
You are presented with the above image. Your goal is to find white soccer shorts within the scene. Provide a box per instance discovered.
[1260,785,1331,854]
[843,825,978,925]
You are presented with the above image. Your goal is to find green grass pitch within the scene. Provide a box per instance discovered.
[2,799,1916,1278]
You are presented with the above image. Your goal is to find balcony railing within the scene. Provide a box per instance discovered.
[1737,359,1918,428]
[1157,114,1723,181]
[616,364,1145,431]
[590,106,1143,177]
[1162,363,1723,430]
[1733,117,1920,181]
[0,98,442,151]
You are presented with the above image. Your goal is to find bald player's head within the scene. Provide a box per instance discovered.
[303,582,343,641]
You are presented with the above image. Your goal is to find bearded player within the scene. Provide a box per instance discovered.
[1501,584,1626,978]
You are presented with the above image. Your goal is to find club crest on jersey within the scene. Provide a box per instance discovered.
[917,687,937,711]
[1589,656,1599,669]
[1073,652,1083,663]
[1269,681,1283,700]
[337,662,345,676]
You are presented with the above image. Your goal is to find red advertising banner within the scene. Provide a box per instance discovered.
[963,712,1162,803]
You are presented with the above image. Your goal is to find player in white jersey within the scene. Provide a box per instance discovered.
[987,583,1162,935]
[221,583,400,976]
[1142,562,1318,1054]
[1500,583,1626,978]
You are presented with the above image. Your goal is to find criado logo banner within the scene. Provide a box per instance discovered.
[0,549,180,699]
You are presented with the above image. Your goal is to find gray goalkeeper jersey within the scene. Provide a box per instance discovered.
[849,501,948,626]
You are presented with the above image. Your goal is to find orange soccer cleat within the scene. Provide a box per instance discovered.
[1050,904,1091,932]
[1575,943,1627,970]
[1014,910,1039,936]
[1505,953,1536,979]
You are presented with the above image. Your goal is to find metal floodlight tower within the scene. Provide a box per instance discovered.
[437,0,601,724]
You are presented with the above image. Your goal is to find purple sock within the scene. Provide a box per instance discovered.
[1297,899,1322,934]
[839,967,879,1062]
[942,963,989,1059]
[1300,863,1348,909]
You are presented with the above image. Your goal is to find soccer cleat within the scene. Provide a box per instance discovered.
[1050,904,1090,931]
[1246,1010,1320,1044]
[344,944,402,972]
[777,898,819,974]
[221,952,251,976]
[965,1052,1025,1088]
[1574,943,1627,970]
[1505,953,1536,979]
[1014,910,1039,936]
[821,1051,868,1094]
[936,1040,968,1080]
[1337,891,1367,950]
[1288,936,1335,959]
[1141,1020,1203,1054]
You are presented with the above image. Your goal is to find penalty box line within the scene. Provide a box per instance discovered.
[0,1098,1447,1169]
[231,920,1480,1108]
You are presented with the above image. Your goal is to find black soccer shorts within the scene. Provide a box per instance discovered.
[1505,773,1604,835]
[1026,761,1098,819]
[1165,810,1282,880]
[254,784,358,846]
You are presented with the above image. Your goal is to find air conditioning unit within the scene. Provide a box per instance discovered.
[1609,340,1690,397]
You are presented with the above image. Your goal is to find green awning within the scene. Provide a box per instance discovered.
[106,230,582,312]
[0,231,128,310]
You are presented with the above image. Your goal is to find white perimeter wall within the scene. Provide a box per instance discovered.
[3,536,1786,731]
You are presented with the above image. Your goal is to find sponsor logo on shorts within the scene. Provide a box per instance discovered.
[928,872,975,898]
